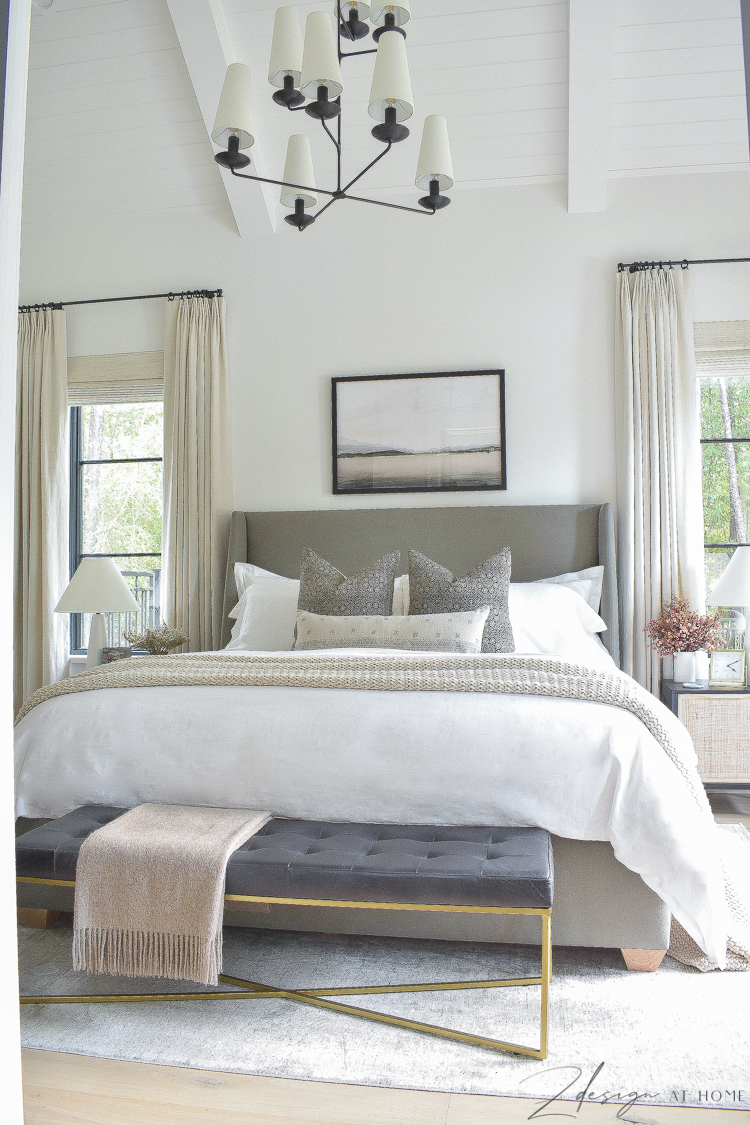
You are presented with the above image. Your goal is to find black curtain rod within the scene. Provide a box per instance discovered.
[617,257,750,273]
[18,288,222,312]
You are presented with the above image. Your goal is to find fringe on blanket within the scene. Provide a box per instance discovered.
[73,926,223,983]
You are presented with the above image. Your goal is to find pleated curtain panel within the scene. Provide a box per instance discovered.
[163,295,232,651]
[615,266,705,692]
[14,308,69,712]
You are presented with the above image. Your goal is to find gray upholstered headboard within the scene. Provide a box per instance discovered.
[221,504,620,667]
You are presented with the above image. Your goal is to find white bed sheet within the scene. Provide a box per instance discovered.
[14,648,727,965]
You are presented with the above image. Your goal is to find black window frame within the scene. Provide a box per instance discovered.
[69,403,163,652]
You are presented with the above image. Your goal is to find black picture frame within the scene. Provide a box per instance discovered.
[332,369,506,495]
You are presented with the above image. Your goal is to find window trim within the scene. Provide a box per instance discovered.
[68,404,163,652]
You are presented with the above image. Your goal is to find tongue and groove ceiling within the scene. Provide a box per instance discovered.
[23,0,749,238]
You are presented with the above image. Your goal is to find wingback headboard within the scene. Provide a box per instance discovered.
[221,503,620,667]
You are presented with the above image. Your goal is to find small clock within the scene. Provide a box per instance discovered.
[709,649,746,686]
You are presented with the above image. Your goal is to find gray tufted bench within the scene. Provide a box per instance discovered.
[17,805,554,1059]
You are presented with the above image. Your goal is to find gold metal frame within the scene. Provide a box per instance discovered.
[17,878,552,1060]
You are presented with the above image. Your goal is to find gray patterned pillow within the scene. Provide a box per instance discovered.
[293,607,490,652]
[298,548,400,617]
[407,548,514,653]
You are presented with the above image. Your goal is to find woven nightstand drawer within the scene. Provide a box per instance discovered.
[678,694,750,781]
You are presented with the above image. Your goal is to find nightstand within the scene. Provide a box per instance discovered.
[661,679,750,790]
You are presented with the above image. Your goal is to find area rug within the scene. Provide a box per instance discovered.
[18,918,750,1112]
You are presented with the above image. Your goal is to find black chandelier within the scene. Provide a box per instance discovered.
[210,2,453,231]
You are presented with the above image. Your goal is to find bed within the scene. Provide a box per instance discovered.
[16,504,727,966]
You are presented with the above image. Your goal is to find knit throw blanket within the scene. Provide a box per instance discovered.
[20,650,749,972]
[73,804,271,985]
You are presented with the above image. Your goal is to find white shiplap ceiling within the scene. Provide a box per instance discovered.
[22,0,749,235]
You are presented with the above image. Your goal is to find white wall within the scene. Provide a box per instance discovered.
[19,169,750,516]
[2,0,31,1118]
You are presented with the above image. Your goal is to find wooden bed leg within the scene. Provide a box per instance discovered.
[17,908,60,929]
[621,948,666,972]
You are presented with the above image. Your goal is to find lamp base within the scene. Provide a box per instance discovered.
[418,192,450,210]
[214,149,251,170]
[371,121,409,143]
[86,613,108,671]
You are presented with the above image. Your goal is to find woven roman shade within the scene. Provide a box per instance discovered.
[67,351,164,404]
[694,321,750,377]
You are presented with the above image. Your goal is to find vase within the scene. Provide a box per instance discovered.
[673,651,699,684]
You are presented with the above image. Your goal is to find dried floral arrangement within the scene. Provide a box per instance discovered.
[644,597,722,657]
[123,624,189,655]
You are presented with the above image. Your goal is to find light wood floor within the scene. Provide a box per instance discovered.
[20,1050,750,1125]
[21,793,750,1124]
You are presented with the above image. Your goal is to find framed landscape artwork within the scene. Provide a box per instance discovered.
[332,369,506,495]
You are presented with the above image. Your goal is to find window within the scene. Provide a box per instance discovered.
[69,402,163,651]
[697,321,750,599]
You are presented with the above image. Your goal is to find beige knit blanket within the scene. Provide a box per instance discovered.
[19,650,749,972]
[73,804,270,985]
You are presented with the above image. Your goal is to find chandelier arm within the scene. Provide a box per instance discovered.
[344,192,436,216]
[310,195,340,220]
[321,117,341,155]
[339,48,377,59]
[230,167,339,199]
[342,143,392,193]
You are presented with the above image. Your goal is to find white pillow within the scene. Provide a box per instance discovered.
[234,561,291,598]
[532,565,604,612]
[225,576,300,651]
[392,567,605,617]
[392,574,410,615]
[509,583,606,657]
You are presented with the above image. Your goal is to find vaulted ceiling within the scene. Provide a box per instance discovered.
[23,0,748,237]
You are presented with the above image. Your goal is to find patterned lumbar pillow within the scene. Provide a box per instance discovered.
[293,607,491,652]
[407,548,514,653]
[298,548,401,617]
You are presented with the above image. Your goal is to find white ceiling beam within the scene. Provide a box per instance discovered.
[567,0,614,214]
[165,0,276,237]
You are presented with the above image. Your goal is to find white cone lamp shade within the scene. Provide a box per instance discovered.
[415,115,454,190]
[300,12,343,100]
[368,30,413,122]
[268,7,304,89]
[55,558,140,670]
[211,63,255,149]
[281,135,317,208]
[707,546,750,607]
[370,1,410,27]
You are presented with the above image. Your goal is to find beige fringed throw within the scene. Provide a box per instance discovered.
[73,804,271,985]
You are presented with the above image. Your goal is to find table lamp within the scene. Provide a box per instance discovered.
[55,558,139,670]
[706,544,750,683]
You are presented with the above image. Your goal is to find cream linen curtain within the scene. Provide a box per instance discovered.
[14,308,69,711]
[163,295,232,651]
[616,266,705,692]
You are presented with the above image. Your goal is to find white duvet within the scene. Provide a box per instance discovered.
[14,647,727,966]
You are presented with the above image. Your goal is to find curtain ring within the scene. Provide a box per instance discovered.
[681,259,688,269]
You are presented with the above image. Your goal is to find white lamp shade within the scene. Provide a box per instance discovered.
[55,558,140,614]
[281,134,317,208]
[415,115,454,190]
[370,1,410,27]
[368,29,413,122]
[707,545,750,606]
[268,7,303,89]
[301,11,343,100]
[337,1,371,18]
[211,63,255,149]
